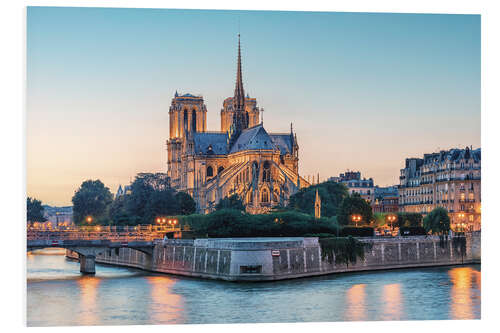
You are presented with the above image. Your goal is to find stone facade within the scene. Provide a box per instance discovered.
[68,233,481,281]
[329,170,375,203]
[399,146,481,231]
[166,36,309,214]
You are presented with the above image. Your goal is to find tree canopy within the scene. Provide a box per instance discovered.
[288,181,348,217]
[397,212,423,228]
[72,180,113,225]
[423,207,450,235]
[27,197,47,223]
[215,194,245,211]
[181,209,340,238]
[337,193,373,226]
[104,173,197,225]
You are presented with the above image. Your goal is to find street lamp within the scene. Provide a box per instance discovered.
[86,216,93,224]
[386,214,397,231]
[351,214,362,227]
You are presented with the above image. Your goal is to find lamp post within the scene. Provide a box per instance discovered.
[86,216,93,224]
[351,214,362,227]
[386,214,397,231]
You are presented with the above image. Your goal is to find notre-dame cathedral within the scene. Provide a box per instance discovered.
[167,35,310,214]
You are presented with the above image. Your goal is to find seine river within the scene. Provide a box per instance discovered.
[27,249,481,326]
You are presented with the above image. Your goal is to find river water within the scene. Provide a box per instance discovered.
[27,248,481,326]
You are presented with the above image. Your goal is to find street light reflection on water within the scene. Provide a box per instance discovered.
[27,250,480,326]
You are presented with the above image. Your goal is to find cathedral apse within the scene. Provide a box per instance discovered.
[166,35,310,214]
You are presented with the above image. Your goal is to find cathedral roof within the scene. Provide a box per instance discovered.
[193,132,229,155]
[229,124,278,154]
[269,134,293,155]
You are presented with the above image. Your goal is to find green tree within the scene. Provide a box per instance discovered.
[397,212,423,228]
[72,179,113,225]
[215,194,245,211]
[288,181,348,217]
[107,195,133,225]
[337,193,373,226]
[423,207,450,235]
[27,197,47,223]
[116,173,196,225]
[175,192,197,215]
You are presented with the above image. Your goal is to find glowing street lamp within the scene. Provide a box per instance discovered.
[351,214,362,227]
[86,216,93,224]
[386,214,397,230]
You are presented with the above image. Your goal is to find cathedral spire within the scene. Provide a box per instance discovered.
[233,33,245,113]
[228,33,249,147]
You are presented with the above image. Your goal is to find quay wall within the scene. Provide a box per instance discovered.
[66,232,480,281]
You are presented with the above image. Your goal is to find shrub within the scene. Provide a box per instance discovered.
[399,227,427,236]
[339,227,374,237]
[318,236,370,268]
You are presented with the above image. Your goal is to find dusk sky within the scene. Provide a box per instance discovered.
[27,7,480,206]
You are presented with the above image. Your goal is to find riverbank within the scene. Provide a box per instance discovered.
[66,232,480,281]
[28,250,482,325]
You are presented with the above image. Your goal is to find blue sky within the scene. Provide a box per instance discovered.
[26,7,480,205]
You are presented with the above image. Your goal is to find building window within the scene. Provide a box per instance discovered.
[261,189,269,203]
[262,161,271,182]
[191,109,197,132]
[206,166,213,177]
[218,166,224,175]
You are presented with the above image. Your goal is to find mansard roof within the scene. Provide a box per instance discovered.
[193,132,229,155]
[229,124,278,154]
[423,147,481,164]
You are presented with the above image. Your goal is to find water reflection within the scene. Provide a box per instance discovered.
[449,267,480,319]
[382,284,402,320]
[344,284,366,321]
[77,276,101,325]
[146,276,184,324]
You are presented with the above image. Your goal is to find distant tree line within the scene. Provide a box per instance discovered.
[27,197,47,223]
[71,173,196,225]
[68,175,451,236]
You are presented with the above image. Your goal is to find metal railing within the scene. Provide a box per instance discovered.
[27,225,183,241]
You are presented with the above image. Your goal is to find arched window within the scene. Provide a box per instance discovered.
[183,109,188,133]
[261,188,269,203]
[262,161,271,182]
[191,109,197,132]
[207,166,213,177]
[218,166,224,175]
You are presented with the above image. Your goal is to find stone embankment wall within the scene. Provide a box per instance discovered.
[67,232,480,281]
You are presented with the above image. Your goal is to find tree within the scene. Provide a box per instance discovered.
[27,197,47,223]
[423,207,450,235]
[397,212,423,228]
[113,173,197,225]
[215,194,245,211]
[288,181,348,217]
[175,192,197,215]
[72,179,113,225]
[337,193,373,226]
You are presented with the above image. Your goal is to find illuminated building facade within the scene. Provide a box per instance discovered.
[329,170,375,203]
[167,35,309,214]
[399,146,481,231]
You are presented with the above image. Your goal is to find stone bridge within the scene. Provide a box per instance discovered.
[27,227,179,274]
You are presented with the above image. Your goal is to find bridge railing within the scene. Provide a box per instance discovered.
[27,225,184,241]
